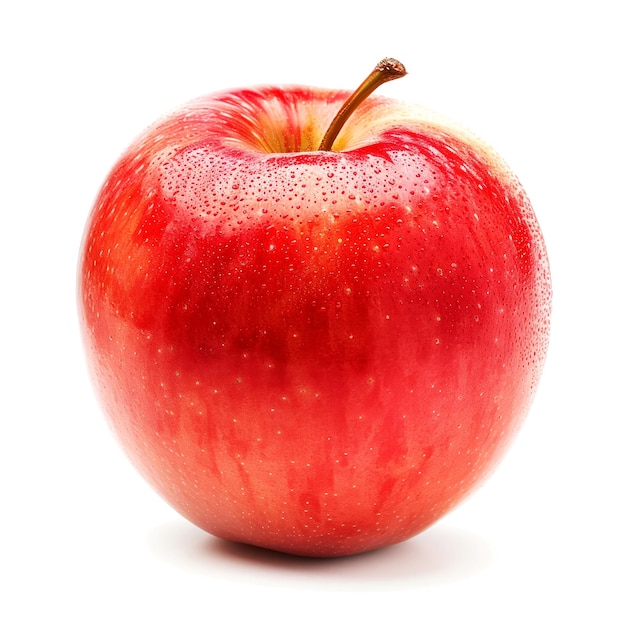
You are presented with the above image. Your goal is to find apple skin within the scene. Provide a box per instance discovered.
[78,85,551,557]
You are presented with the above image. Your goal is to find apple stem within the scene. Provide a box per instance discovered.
[318,58,407,152]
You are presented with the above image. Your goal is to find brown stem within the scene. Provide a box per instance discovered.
[318,58,407,152]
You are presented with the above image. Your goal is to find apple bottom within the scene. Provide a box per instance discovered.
[95,342,531,558]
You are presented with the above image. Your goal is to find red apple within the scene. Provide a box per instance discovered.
[78,59,551,557]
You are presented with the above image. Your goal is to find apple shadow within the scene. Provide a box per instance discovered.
[145,520,497,591]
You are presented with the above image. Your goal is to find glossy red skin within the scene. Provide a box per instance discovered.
[79,86,551,557]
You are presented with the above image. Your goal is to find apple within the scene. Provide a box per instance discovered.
[78,59,551,557]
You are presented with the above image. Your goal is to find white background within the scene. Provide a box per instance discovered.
[2,1,624,623]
